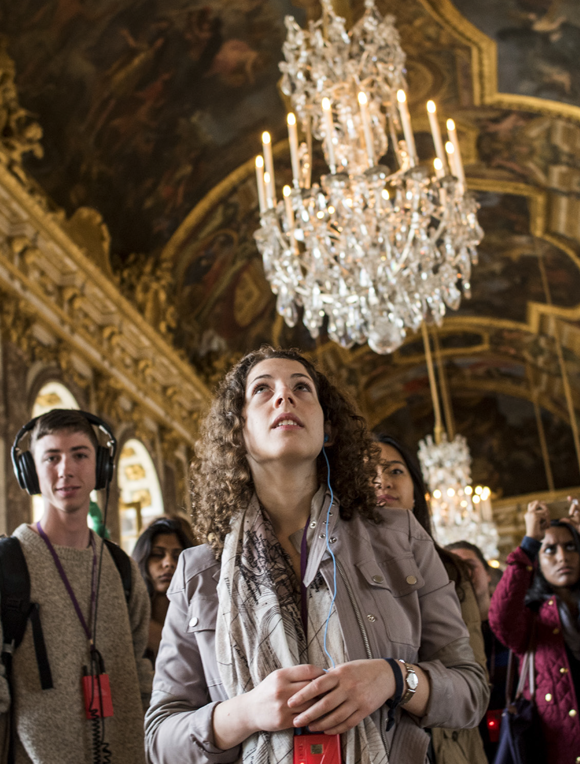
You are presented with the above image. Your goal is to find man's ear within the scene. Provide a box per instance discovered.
[323,422,335,446]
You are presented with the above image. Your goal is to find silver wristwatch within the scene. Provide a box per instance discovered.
[398,660,419,705]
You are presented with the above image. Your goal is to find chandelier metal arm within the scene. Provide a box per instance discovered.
[433,327,455,441]
[421,322,444,446]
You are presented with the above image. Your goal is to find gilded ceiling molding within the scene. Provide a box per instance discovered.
[438,313,580,364]
[367,375,569,432]
[0,160,211,445]
[420,0,580,122]
[468,177,580,272]
[390,327,490,365]
[493,487,580,513]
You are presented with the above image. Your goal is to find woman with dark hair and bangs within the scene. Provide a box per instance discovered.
[373,434,488,764]
[132,517,194,664]
[145,346,488,764]
[489,500,580,763]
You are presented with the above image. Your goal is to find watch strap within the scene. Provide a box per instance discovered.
[398,660,418,706]
[384,658,404,731]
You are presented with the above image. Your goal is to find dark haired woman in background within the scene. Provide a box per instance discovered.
[374,435,488,764]
[132,517,194,664]
[489,500,580,763]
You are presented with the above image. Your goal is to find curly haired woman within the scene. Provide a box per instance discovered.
[145,347,488,764]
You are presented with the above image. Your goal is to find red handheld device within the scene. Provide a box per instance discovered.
[486,709,502,743]
[293,733,341,764]
[83,673,114,719]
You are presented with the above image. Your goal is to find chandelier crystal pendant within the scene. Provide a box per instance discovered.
[253,0,483,354]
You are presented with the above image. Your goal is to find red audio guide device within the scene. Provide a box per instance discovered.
[293,733,341,764]
[83,673,114,719]
[486,709,502,743]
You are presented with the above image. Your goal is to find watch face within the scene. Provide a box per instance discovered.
[407,671,419,691]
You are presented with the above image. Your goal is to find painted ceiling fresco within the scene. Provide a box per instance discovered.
[0,0,306,259]
[3,0,580,499]
[451,0,580,105]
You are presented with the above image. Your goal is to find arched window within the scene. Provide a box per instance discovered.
[30,382,80,523]
[32,381,79,418]
[118,439,164,554]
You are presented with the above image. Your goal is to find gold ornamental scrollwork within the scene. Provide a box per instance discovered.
[119,253,177,339]
[0,291,35,352]
[0,37,43,186]
[160,428,187,464]
[93,374,128,425]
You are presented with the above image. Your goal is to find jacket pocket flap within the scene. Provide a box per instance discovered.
[356,560,391,589]
[186,596,218,633]
[383,556,424,596]
[357,557,424,596]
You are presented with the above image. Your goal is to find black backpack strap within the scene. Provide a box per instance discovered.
[0,537,53,764]
[103,539,132,606]
[0,537,32,653]
[0,537,53,691]
[28,605,53,691]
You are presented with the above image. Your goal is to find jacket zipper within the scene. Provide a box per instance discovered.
[336,559,373,660]
[335,558,391,754]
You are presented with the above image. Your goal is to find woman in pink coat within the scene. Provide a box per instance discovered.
[488,500,580,764]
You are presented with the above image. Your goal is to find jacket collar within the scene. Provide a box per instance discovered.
[287,485,339,587]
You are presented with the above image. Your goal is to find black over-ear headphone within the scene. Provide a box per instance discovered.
[11,410,117,496]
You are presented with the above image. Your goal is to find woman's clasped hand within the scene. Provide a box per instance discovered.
[216,660,396,738]
[287,660,396,734]
[222,665,325,736]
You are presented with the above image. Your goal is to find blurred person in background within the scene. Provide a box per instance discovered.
[488,498,580,763]
[446,541,508,761]
[375,434,488,764]
[132,517,194,664]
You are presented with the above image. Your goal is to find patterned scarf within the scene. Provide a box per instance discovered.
[215,489,388,764]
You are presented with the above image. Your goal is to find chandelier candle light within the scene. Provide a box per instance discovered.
[253,0,483,353]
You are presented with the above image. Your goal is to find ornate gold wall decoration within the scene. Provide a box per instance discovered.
[0,37,43,186]
[0,158,210,443]
[60,207,115,281]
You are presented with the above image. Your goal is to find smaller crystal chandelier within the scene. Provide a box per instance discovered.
[253,0,483,354]
[417,325,499,559]
[419,433,499,559]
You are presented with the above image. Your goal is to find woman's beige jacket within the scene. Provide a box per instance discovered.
[145,506,489,764]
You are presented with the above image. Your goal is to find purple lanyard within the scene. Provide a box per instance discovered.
[36,521,97,647]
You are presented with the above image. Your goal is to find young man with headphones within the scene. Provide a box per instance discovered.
[3,408,152,764]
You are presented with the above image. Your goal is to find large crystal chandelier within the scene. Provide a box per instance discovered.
[417,324,499,559]
[253,0,483,354]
